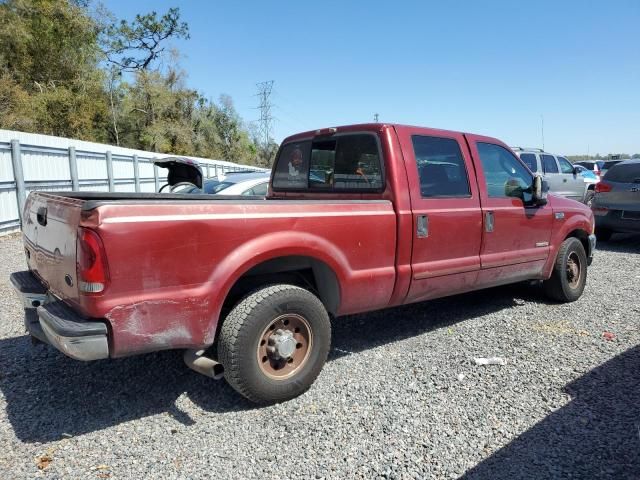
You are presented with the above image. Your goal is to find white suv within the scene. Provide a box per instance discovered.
[512,148,597,205]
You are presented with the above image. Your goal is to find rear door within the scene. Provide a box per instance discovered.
[541,154,567,196]
[465,135,554,281]
[396,128,483,303]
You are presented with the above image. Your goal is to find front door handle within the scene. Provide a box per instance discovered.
[485,211,494,233]
[416,215,428,238]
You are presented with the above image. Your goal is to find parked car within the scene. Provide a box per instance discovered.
[177,171,270,196]
[512,148,597,205]
[592,159,640,240]
[601,160,625,177]
[575,160,605,177]
[10,123,596,404]
[574,164,598,181]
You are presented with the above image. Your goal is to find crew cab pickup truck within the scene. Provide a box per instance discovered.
[10,123,596,404]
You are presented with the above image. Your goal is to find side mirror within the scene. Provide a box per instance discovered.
[573,165,581,175]
[532,175,548,206]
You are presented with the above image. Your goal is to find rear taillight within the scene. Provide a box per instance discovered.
[77,228,109,294]
[595,182,612,193]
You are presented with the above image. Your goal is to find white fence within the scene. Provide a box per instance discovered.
[0,129,263,234]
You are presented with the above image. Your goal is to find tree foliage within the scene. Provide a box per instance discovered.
[0,0,268,166]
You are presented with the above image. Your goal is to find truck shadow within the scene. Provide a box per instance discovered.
[0,284,555,443]
[461,344,640,479]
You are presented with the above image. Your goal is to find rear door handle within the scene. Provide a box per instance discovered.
[416,215,428,238]
[485,211,494,233]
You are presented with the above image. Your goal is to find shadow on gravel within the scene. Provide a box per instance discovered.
[595,233,640,253]
[462,345,640,480]
[0,283,549,443]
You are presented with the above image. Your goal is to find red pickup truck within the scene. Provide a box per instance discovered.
[10,123,596,403]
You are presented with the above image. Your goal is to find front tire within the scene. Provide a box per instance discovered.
[218,284,331,404]
[543,237,587,302]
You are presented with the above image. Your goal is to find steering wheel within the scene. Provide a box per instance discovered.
[159,182,197,193]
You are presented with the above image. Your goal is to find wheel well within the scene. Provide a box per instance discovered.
[566,229,590,256]
[587,184,596,191]
[220,256,340,320]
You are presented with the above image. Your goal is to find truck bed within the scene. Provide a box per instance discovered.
[22,191,397,357]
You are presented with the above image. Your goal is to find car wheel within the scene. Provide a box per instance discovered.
[595,227,613,242]
[543,237,587,303]
[218,284,331,404]
[584,190,595,207]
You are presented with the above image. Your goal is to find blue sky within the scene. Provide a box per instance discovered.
[101,0,639,155]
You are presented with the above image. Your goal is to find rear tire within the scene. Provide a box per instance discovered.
[543,237,587,302]
[583,190,595,207]
[218,284,331,404]
[595,227,613,242]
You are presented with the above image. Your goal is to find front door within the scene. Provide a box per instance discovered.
[466,135,554,283]
[396,128,483,303]
[557,155,584,200]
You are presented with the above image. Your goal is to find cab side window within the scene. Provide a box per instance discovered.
[541,154,559,174]
[476,143,533,203]
[411,135,471,198]
[558,157,574,174]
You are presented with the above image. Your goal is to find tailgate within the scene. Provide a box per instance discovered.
[22,192,84,303]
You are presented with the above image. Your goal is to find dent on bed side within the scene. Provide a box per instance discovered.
[104,296,212,355]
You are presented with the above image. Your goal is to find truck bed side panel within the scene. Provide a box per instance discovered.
[79,200,396,357]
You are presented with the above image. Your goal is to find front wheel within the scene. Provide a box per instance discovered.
[543,237,587,302]
[218,284,331,404]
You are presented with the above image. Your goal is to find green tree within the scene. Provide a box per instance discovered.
[0,0,108,139]
[102,7,189,72]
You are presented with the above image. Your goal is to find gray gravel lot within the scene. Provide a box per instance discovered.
[1,232,639,479]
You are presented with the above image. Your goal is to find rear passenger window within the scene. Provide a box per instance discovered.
[411,136,471,198]
[558,157,574,174]
[519,153,538,172]
[541,154,559,174]
[272,134,383,191]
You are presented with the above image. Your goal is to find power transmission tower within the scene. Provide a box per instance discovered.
[256,81,274,150]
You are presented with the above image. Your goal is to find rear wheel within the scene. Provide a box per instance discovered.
[595,227,613,242]
[218,284,331,404]
[543,237,587,302]
[584,190,595,207]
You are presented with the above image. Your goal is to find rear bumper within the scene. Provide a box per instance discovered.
[595,210,640,233]
[10,271,109,361]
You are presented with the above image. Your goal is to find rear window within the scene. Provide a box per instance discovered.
[541,154,559,174]
[604,163,640,183]
[603,160,622,170]
[411,135,471,198]
[519,153,538,172]
[272,133,383,191]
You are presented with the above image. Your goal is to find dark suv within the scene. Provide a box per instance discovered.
[592,160,640,240]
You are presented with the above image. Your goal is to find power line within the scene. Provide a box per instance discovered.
[256,81,274,149]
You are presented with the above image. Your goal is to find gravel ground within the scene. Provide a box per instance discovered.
[1,232,639,479]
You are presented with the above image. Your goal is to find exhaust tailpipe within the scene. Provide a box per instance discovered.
[183,349,224,380]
